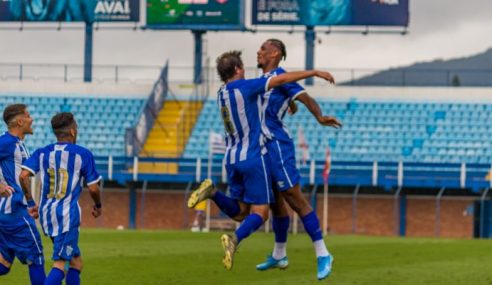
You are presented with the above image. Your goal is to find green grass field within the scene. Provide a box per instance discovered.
[3,229,492,285]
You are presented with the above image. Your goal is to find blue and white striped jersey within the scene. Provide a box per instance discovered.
[22,143,101,237]
[0,132,30,216]
[261,67,306,141]
[217,77,272,165]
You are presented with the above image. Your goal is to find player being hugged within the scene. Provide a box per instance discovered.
[187,50,335,271]
[255,39,341,280]
[19,112,102,285]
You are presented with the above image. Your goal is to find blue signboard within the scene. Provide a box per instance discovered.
[0,0,140,22]
[252,0,409,27]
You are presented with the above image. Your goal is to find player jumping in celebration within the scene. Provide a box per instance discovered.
[19,112,102,285]
[0,104,45,285]
[255,39,342,280]
[187,50,335,271]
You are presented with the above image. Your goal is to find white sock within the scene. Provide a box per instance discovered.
[313,240,329,257]
[272,242,287,260]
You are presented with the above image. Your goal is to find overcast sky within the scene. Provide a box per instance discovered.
[1,0,492,80]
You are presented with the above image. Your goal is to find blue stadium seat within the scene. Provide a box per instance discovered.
[0,94,145,156]
[184,99,492,164]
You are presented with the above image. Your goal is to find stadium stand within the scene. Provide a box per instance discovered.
[0,93,145,156]
[138,100,202,173]
[184,99,492,164]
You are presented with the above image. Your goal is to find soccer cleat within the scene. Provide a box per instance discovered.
[317,255,334,280]
[187,179,214,208]
[221,234,237,270]
[256,255,289,271]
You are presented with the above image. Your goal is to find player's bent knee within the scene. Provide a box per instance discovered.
[52,260,67,271]
[271,203,289,217]
[232,204,251,222]
[283,189,311,214]
[260,212,270,221]
[0,263,10,275]
[71,262,83,271]
[232,213,247,222]
[251,205,270,221]
[69,257,83,271]
[70,265,83,272]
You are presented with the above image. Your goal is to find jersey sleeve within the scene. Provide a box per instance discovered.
[276,68,306,100]
[278,81,306,100]
[21,149,40,175]
[81,151,102,186]
[242,77,272,99]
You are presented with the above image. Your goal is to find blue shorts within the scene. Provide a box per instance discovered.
[0,215,44,265]
[51,227,80,261]
[266,138,301,191]
[226,155,274,205]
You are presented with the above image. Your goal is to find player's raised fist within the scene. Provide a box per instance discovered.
[92,205,102,218]
[318,116,342,129]
[315,71,335,84]
[28,205,39,219]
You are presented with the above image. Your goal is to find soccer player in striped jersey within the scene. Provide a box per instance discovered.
[188,50,335,271]
[19,112,102,285]
[0,104,46,285]
[255,39,342,280]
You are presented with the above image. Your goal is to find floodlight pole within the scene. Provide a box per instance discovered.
[193,30,206,84]
[305,26,315,86]
[84,22,93,83]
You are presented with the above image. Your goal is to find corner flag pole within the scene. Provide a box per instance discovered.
[323,181,328,236]
[205,132,213,232]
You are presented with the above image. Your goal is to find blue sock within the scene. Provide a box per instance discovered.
[66,268,81,285]
[301,211,323,242]
[272,216,290,243]
[211,191,240,218]
[45,268,64,285]
[28,264,46,285]
[235,213,263,244]
[0,263,9,275]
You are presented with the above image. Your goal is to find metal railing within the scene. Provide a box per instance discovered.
[125,62,169,156]
[94,156,491,235]
[0,62,164,84]
[4,62,492,87]
[95,156,492,192]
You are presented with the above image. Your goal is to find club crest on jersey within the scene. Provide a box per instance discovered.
[66,245,73,256]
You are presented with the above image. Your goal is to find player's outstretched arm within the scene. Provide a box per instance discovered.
[296,93,342,129]
[19,170,39,219]
[268,70,335,90]
[88,182,102,218]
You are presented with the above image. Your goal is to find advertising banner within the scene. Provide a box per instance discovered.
[147,0,243,30]
[252,0,409,27]
[0,0,140,22]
